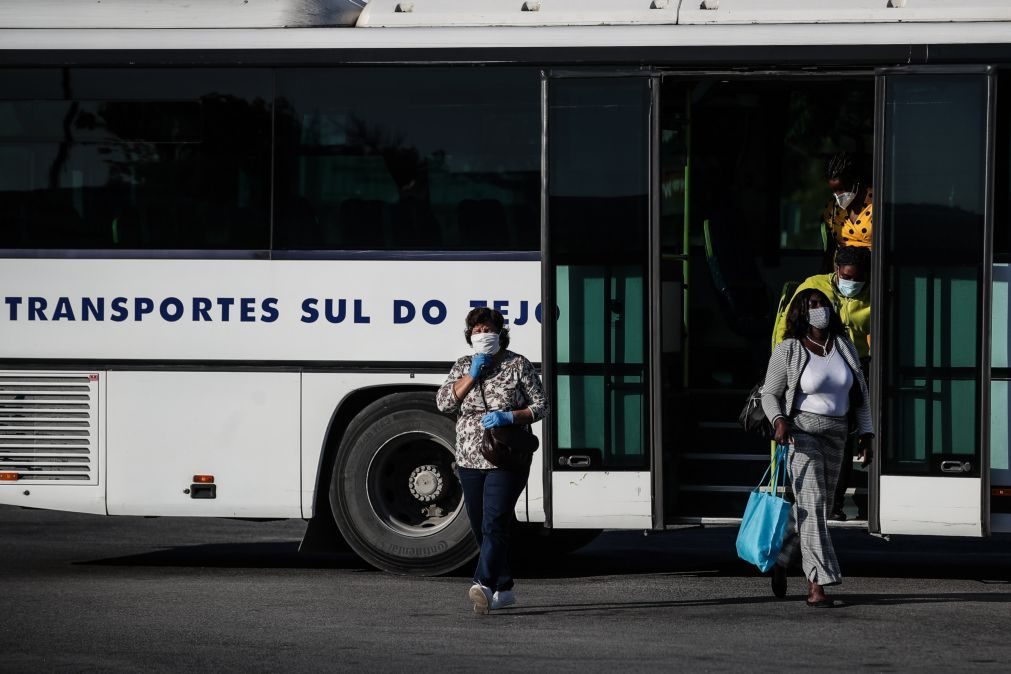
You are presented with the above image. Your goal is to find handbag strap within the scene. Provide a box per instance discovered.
[476,372,489,413]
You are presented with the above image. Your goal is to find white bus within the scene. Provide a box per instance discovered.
[0,0,1009,574]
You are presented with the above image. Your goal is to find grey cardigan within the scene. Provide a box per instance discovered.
[760,335,873,436]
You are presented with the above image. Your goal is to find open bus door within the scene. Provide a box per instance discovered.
[541,71,663,529]
[871,67,995,537]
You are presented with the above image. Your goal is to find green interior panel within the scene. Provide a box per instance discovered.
[992,381,1009,472]
[993,266,1010,476]
[894,378,978,468]
[897,267,978,369]
[555,374,605,453]
[994,264,1009,370]
[555,266,606,365]
[553,265,646,466]
[611,269,645,366]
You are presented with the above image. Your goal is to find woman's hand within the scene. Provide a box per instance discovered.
[857,433,874,466]
[773,418,792,446]
[481,411,513,428]
[469,353,492,379]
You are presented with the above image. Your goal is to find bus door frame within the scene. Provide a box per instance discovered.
[541,68,665,530]
[870,65,995,537]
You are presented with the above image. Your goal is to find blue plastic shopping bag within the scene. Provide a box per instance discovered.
[735,444,792,573]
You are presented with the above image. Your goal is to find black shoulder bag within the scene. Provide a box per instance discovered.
[739,377,774,441]
[477,377,539,470]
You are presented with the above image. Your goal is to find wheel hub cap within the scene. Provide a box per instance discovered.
[409,464,444,502]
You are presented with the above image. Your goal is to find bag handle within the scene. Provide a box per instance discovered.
[758,444,791,495]
[768,444,791,495]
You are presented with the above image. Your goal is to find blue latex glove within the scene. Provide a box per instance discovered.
[481,411,513,428]
[469,353,492,379]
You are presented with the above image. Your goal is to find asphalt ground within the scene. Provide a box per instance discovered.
[2,506,1010,672]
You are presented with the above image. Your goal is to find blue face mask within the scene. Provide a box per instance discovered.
[837,277,865,298]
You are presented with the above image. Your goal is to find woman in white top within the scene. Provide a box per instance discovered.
[760,289,873,608]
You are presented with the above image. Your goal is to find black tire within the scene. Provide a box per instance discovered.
[329,391,478,575]
[513,523,602,557]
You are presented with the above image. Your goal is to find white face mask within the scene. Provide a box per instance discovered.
[837,277,866,298]
[834,191,856,210]
[471,332,501,355]
[808,307,831,330]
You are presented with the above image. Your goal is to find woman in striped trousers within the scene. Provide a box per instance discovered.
[760,289,874,607]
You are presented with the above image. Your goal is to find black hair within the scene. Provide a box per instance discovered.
[464,307,510,350]
[826,152,870,186]
[834,245,871,272]
[785,289,846,340]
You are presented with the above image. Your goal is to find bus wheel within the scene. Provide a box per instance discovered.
[329,392,477,575]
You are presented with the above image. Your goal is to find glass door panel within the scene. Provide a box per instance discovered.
[555,264,645,466]
[545,75,654,529]
[992,70,1011,530]
[875,70,991,536]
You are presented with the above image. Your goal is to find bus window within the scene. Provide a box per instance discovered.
[273,68,540,253]
[0,68,273,251]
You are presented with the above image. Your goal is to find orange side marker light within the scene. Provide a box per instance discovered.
[0,472,20,481]
[192,475,215,484]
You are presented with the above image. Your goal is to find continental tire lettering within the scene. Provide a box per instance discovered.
[381,540,449,558]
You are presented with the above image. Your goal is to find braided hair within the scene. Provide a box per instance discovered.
[826,152,870,186]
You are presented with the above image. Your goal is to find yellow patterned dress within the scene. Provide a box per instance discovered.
[822,188,873,249]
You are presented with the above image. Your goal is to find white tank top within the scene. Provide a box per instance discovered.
[794,344,852,417]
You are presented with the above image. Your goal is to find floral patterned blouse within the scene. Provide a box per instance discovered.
[436,350,548,470]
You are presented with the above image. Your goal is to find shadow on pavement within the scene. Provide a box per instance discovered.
[486,590,1011,617]
[76,542,374,572]
[514,528,1011,581]
[73,528,1011,583]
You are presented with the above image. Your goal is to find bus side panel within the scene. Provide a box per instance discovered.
[550,472,651,529]
[0,484,106,515]
[106,371,301,517]
[879,475,982,537]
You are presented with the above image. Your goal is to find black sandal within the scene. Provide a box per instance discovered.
[805,598,834,608]
[771,565,787,599]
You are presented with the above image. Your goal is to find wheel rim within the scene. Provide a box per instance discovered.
[365,431,464,538]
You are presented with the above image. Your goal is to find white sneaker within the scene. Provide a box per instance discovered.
[468,583,492,615]
[491,590,516,610]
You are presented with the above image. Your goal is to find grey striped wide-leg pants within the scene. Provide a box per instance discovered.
[777,411,849,586]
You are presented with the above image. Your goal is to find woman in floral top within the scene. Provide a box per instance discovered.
[436,307,547,615]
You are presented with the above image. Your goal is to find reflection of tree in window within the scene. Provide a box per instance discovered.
[0,69,272,250]
[272,68,540,253]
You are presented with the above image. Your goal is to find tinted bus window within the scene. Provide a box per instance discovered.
[0,69,272,250]
[273,68,540,252]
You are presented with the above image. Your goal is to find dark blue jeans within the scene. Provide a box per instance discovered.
[457,464,530,592]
